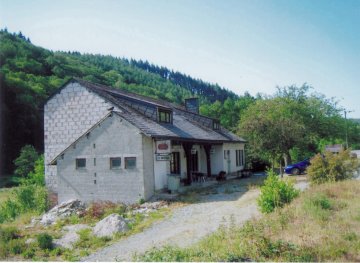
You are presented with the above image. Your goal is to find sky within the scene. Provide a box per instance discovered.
[1,0,359,117]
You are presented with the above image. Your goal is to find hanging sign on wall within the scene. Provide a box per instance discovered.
[156,140,171,154]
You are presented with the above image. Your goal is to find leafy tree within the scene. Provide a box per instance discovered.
[239,85,344,168]
[13,145,39,178]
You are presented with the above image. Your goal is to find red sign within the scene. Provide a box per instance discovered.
[158,143,169,150]
[156,140,171,153]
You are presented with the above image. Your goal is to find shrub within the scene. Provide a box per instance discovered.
[37,233,53,250]
[307,150,360,185]
[14,185,49,214]
[0,200,20,223]
[8,239,25,255]
[21,155,45,186]
[0,226,20,242]
[0,185,49,223]
[84,201,126,220]
[13,145,39,178]
[257,170,299,213]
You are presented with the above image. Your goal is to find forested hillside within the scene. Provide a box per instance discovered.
[0,29,251,174]
[1,29,359,176]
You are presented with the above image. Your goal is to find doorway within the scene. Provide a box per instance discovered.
[190,151,198,172]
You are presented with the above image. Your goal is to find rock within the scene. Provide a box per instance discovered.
[25,238,36,245]
[53,224,91,249]
[93,214,128,238]
[40,199,85,226]
[132,201,168,215]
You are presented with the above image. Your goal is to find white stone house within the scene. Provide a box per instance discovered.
[45,78,246,204]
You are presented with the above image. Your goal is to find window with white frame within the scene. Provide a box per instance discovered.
[236,150,245,166]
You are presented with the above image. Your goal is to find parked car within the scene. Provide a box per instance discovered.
[284,158,311,175]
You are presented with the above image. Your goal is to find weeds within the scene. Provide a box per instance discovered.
[136,180,360,262]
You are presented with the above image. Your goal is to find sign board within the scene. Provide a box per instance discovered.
[156,154,170,161]
[156,140,171,154]
[325,144,343,153]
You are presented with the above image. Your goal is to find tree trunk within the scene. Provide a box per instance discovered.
[283,151,292,167]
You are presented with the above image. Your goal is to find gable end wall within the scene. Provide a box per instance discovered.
[44,82,120,191]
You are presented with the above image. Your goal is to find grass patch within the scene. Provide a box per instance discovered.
[136,180,360,262]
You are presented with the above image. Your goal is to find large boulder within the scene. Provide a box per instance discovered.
[93,214,129,238]
[40,199,85,226]
[53,224,91,249]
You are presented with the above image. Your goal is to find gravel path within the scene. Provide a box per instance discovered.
[83,173,305,262]
[83,175,263,262]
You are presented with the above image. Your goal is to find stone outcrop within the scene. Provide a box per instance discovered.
[93,214,129,238]
[40,199,85,226]
[53,224,91,249]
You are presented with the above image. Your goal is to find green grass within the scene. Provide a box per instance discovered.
[0,188,13,203]
[136,180,360,262]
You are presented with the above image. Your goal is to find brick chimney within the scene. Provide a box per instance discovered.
[185,98,199,114]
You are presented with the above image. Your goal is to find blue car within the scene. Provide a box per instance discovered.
[284,158,311,175]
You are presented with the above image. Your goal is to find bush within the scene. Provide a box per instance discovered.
[0,226,20,242]
[307,150,360,185]
[37,233,53,250]
[0,199,20,223]
[8,239,25,255]
[257,170,299,213]
[0,185,49,223]
[13,145,39,178]
[21,155,45,186]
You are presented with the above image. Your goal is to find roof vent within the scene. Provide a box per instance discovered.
[185,98,199,114]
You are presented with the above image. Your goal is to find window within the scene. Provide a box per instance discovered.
[125,157,136,169]
[236,150,245,166]
[76,158,86,169]
[158,109,172,123]
[213,121,220,130]
[170,152,180,174]
[110,157,121,169]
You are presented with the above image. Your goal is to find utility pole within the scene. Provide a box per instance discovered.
[344,110,353,149]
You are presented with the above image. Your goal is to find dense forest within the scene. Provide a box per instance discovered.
[1,29,359,175]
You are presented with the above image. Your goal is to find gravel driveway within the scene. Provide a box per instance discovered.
[83,174,265,262]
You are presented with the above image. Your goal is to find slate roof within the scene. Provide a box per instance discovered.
[52,78,246,143]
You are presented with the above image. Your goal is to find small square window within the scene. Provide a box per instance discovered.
[125,157,136,169]
[158,109,172,123]
[76,158,86,169]
[110,157,121,169]
[213,121,220,130]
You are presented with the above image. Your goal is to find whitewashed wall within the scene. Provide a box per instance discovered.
[44,82,119,191]
[56,114,149,204]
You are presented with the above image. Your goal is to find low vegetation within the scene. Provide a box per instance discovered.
[136,180,360,262]
[307,150,360,185]
[0,196,170,261]
[257,170,299,213]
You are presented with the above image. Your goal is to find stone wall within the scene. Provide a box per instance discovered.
[56,114,147,204]
[44,82,119,191]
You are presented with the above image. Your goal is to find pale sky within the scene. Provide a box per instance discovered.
[1,0,359,117]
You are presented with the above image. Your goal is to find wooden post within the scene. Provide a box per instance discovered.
[182,142,194,185]
[203,144,212,178]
